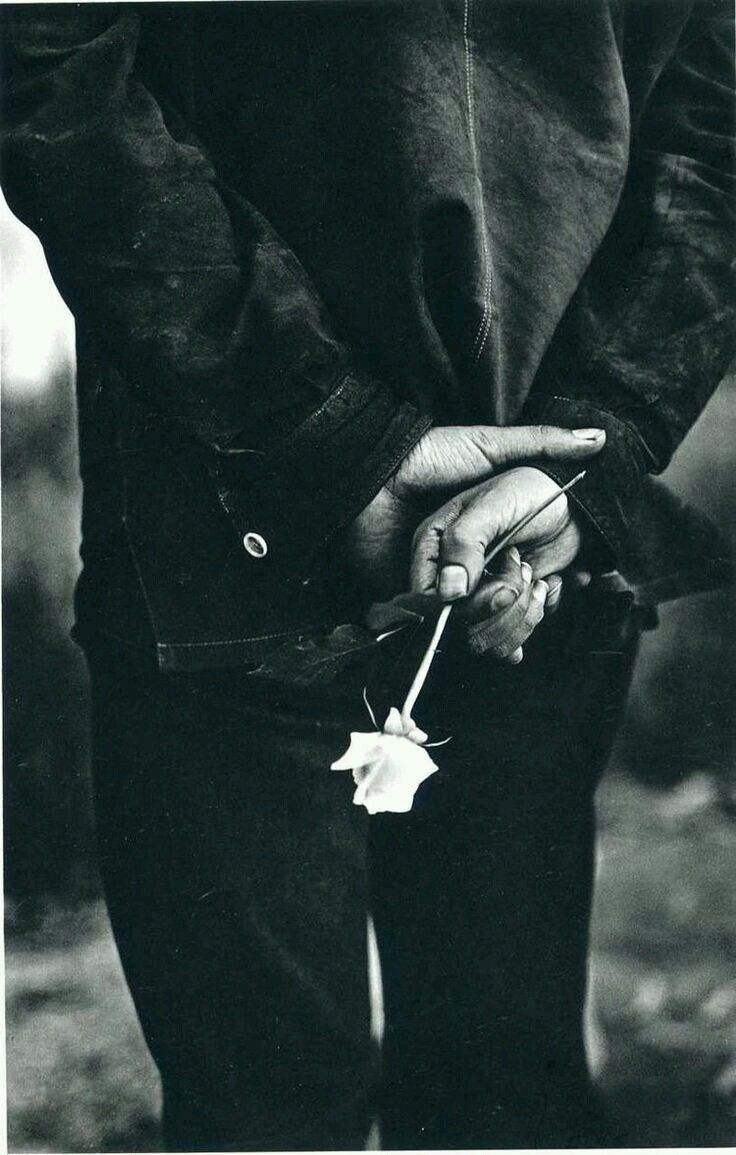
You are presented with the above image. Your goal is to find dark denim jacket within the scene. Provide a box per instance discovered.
[2,2,734,671]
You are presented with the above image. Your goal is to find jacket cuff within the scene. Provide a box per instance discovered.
[209,371,433,579]
[521,394,655,569]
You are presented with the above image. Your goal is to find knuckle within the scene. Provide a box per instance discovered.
[483,432,502,463]
[494,637,520,660]
[469,627,506,659]
[467,627,491,656]
[527,602,545,629]
[413,514,445,550]
[442,523,473,552]
[535,424,557,452]
[506,573,527,597]
[470,427,501,464]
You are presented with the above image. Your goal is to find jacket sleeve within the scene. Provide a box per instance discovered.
[522,2,735,567]
[1,6,432,576]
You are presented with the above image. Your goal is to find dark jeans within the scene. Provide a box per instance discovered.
[86,585,640,1150]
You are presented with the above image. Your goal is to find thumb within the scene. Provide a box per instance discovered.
[475,424,605,470]
[394,424,604,498]
[435,478,524,599]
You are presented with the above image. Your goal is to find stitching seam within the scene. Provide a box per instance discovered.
[464,0,493,364]
[122,484,161,646]
[157,626,326,650]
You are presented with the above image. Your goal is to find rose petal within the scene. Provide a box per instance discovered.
[349,732,438,813]
[331,731,382,771]
[351,761,383,806]
[361,788,415,815]
[333,708,439,815]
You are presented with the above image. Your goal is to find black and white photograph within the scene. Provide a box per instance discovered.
[1,1,735,1151]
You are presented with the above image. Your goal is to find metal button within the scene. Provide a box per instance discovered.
[243,531,268,558]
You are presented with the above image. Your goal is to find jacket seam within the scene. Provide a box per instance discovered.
[234,370,356,477]
[271,375,376,469]
[463,0,493,364]
[121,481,162,645]
[156,626,327,650]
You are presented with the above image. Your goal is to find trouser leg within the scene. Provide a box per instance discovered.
[370,590,640,1149]
[87,648,376,1152]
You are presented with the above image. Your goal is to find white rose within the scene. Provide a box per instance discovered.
[331,707,438,814]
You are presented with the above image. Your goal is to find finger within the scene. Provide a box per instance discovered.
[467,577,546,660]
[466,574,547,659]
[498,578,548,662]
[482,545,525,601]
[466,424,605,473]
[436,488,520,599]
[400,425,606,496]
[546,574,563,613]
[457,546,526,624]
[483,543,524,585]
[410,495,466,593]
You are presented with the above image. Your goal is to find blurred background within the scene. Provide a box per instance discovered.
[3,185,736,1152]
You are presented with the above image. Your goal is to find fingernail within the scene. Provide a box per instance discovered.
[490,586,517,612]
[521,561,533,582]
[547,575,563,593]
[533,579,549,600]
[509,546,521,565]
[509,648,524,665]
[573,428,604,440]
[439,565,468,600]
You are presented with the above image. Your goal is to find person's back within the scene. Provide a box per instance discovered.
[2,2,733,1148]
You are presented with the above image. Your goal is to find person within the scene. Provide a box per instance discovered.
[2,2,733,1149]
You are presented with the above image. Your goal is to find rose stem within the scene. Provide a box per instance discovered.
[400,470,587,721]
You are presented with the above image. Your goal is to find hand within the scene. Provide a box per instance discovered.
[347,424,604,601]
[409,467,587,661]
[366,544,564,663]
[457,545,563,663]
[411,466,584,596]
[388,423,604,505]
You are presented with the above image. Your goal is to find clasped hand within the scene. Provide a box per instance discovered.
[347,423,605,663]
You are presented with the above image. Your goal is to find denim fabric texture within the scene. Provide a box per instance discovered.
[86,584,640,1150]
[1,1,734,670]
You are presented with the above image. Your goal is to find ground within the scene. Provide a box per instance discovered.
[5,770,736,1153]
